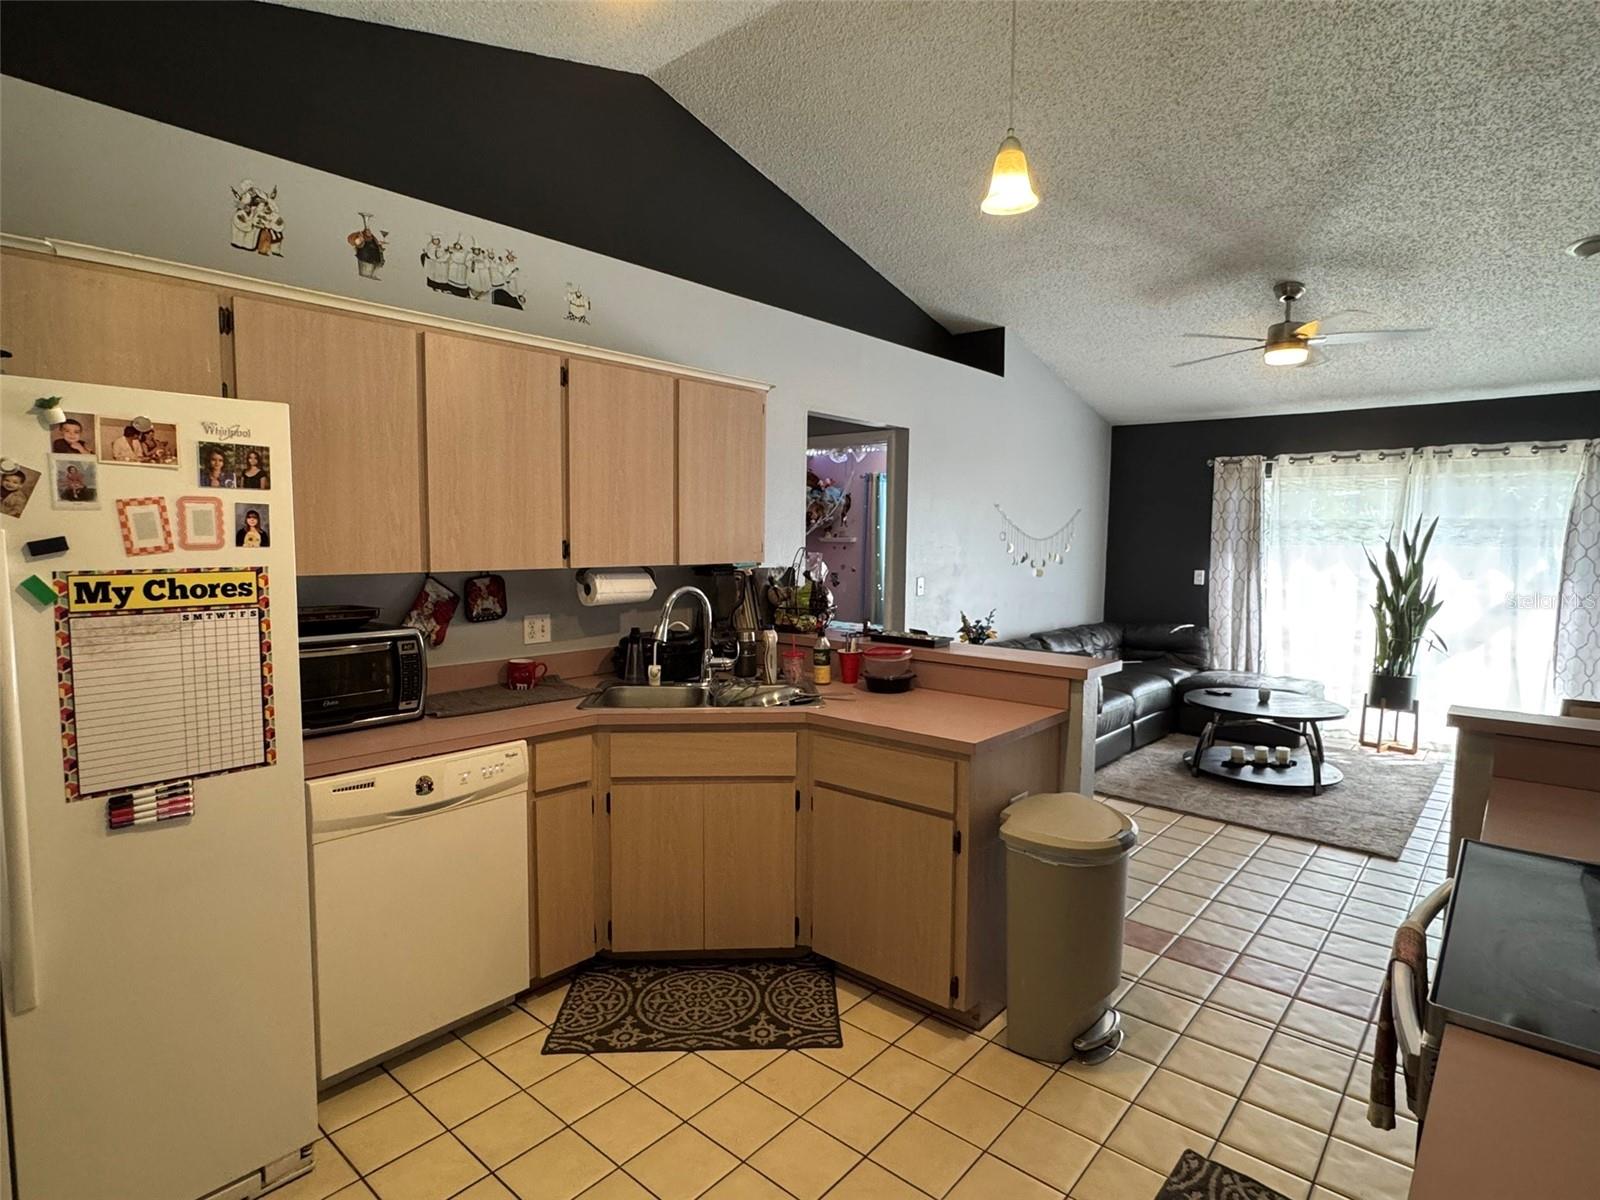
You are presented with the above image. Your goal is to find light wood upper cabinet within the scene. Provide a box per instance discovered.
[677,379,766,564]
[424,332,565,571]
[533,787,596,979]
[811,784,954,1007]
[704,783,796,950]
[0,251,226,395]
[231,296,424,576]
[609,783,705,952]
[566,359,676,567]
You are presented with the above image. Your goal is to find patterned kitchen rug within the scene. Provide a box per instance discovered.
[542,955,843,1054]
[1157,1149,1290,1199]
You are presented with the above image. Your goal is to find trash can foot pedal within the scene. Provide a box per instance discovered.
[1072,1010,1123,1064]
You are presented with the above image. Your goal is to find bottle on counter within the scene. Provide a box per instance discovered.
[760,628,779,684]
[735,630,758,678]
[812,631,832,686]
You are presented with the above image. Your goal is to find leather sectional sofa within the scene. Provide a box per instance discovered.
[991,621,1325,769]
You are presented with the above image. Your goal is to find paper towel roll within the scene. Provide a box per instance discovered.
[576,569,657,607]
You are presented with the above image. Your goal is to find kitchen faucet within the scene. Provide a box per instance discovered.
[653,585,736,686]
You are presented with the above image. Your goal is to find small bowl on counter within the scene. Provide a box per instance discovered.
[862,646,915,692]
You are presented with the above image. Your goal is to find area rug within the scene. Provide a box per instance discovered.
[1094,731,1446,859]
[543,956,842,1054]
[1157,1149,1290,1199]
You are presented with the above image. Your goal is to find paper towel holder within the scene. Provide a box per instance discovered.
[575,567,657,607]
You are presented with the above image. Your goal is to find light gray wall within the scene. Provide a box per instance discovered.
[0,78,1111,659]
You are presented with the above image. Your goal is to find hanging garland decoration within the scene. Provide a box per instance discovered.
[996,503,1080,577]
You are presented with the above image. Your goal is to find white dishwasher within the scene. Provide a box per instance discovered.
[308,742,530,1081]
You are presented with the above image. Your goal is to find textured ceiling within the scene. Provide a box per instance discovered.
[272,0,778,74]
[275,1,1600,422]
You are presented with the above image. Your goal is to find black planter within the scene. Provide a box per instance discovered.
[1369,672,1417,709]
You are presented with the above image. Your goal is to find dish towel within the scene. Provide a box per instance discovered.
[1369,916,1430,1129]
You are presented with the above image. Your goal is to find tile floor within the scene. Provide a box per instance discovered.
[285,775,1450,1200]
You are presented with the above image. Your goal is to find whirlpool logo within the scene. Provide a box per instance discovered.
[415,775,435,797]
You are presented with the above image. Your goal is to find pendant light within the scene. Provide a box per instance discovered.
[980,0,1039,216]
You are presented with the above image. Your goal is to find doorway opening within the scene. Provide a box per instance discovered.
[805,414,908,632]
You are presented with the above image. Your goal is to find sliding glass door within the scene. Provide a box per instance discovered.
[1261,445,1581,740]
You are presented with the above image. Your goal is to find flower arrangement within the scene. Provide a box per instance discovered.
[959,609,998,645]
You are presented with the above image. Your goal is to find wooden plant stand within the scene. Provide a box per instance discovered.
[1359,693,1420,755]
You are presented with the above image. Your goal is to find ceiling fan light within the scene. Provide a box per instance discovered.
[981,132,1039,215]
[1263,339,1310,367]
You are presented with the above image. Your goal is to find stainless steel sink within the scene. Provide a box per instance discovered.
[579,684,710,709]
[578,682,821,710]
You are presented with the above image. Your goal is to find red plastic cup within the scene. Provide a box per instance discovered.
[837,650,863,684]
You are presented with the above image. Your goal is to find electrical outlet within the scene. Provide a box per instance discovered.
[916,576,926,597]
[1193,570,1206,586]
[522,614,551,644]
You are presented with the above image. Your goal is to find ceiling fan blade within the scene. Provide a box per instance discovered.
[1306,327,1430,345]
[1181,333,1266,342]
[1294,308,1374,337]
[1172,344,1263,368]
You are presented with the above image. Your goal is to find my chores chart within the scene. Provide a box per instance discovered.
[55,567,278,800]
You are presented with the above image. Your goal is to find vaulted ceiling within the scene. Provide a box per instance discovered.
[280,1,1600,423]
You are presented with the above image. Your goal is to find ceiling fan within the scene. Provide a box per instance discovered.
[1174,281,1430,369]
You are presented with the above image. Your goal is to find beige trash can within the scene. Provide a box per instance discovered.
[1000,792,1139,1064]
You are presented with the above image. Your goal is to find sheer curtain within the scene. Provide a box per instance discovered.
[1261,452,1412,724]
[1554,441,1600,701]
[1402,446,1581,727]
[1260,443,1583,740]
[1208,456,1266,671]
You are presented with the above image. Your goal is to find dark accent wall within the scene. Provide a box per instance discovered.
[0,0,1002,375]
[1105,391,1600,626]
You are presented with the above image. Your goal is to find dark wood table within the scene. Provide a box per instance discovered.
[1182,687,1349,795]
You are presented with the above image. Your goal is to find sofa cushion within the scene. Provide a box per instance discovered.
[1035,621,1123,658]
[1102,666,1176,719]
[1097,687,1136,737]
[989,634,1046,651]
[1121,622,1210,670]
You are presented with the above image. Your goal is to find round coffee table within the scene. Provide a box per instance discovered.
[1182,688,1349,795]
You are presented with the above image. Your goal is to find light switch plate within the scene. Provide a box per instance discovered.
[522,614,551,644]
[915,576,926,597]
[1193,570,1206,586]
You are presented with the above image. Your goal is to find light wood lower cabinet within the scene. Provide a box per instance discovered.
[610,783,706,952]
[704,783,796,949]
[532,787,597,978]
[810,784,955,1008]
[609,781,797,952]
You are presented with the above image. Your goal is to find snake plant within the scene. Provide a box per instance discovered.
[1365,516,1447,678]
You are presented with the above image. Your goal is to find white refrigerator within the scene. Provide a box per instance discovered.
[0,377,317,1200]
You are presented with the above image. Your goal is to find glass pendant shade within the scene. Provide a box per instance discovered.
[980,131,1039,215]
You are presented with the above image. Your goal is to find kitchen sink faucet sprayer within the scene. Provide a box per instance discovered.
[654,586,736,686]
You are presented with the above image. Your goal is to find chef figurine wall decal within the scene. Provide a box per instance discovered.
[229,180,285,257]
[347,212,388,279]
[565,283,593,324]
[420,234,526,310]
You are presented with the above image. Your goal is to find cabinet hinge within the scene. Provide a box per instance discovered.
[953,830,962,855]
[590,795,595,814]
[560,365,569,387]
[607,919,613,941]
[562,538,570,561]
[592,924,597,945]
[605,791,611,814]
[794,915,800,938]
[950,975,960,999]
[795,789,801,812]
[218,305,234,335]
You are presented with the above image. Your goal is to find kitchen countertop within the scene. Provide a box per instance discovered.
[303,679,1069,779]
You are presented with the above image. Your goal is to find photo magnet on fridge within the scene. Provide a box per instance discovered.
[98,417,179,468]
[48,411,96,456]
[0,459,42,518]
[50,456,100,509]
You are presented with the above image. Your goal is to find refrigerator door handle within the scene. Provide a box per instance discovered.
[0,531,41,1013]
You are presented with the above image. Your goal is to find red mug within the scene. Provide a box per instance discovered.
[506,658,549,691]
